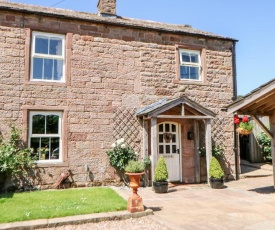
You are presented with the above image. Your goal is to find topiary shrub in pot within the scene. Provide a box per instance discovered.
[153,156,169,193]
[209,156,225,189]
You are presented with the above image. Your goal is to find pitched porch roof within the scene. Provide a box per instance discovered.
[136,96,216,119]
[227,78,275,116]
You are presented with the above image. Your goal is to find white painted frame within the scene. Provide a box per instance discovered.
[31,32,65,82]
[28,111,63,163]
[179,49,202,81]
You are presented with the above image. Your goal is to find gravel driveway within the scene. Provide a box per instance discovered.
[41,216,169,230]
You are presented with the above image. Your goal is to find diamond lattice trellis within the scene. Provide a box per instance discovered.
[113,108,141,153]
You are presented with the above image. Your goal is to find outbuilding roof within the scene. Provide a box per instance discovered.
[0,2,237,41]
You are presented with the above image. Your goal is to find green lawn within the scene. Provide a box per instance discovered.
[0,187,127,223]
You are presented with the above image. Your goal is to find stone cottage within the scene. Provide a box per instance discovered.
[0,0,237,189]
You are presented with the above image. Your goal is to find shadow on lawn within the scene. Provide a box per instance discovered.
[0,192,14,199]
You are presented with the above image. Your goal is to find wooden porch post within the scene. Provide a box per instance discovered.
[205,119,212,184]
[151,117,158,186]
[194,120,200,183]
[143,118,149,186]
[269,113,275,189]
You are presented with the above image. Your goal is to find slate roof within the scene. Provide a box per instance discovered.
[0,2,237,41]
[136,96,216,117]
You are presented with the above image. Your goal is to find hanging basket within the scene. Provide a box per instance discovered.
[236,127,253,135]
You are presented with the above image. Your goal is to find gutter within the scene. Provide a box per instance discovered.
[232,41,240,180]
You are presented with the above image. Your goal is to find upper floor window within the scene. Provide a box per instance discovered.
[179,49,201,81]
[28,111,62,162]
[31,32,65,82]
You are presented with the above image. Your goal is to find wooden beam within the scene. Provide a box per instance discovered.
[269,113,275,189]
[150,118,158,186]
[194,120,200,183]
[181,103,185,116]
[205,119,212,184]
[251,115,273,139]
[156,115,213,119]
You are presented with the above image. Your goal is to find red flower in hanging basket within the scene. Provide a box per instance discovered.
[242,116,249,123]
[234,118,240,125]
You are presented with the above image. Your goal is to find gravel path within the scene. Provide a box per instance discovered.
[41,216,170,230]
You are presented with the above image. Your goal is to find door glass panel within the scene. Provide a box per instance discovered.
[165,123,170,132]
[159,145,163,154]
[159,134,164,143]
[166,145,170,154]
[159,124,163,132]
[172,134,176,143]
[172,124,176,132]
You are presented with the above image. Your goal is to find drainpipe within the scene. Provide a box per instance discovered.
[232,41,239,180]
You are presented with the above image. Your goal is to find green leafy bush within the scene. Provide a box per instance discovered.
[154,156,168,182]
[0,125,36,175]
[209,157,224,179]
[257,131,272,161]
[106,138,136,171]
[125,160,145,173]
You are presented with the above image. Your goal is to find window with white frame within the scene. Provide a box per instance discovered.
[31,32,65,82]
[29,111,62,162]
[179,49,201,81]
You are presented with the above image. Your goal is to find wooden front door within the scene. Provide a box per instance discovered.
[158,122,181,181]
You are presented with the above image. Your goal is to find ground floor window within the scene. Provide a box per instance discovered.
[28,111,62,162]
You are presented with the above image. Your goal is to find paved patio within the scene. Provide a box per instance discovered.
[114,175,275,230]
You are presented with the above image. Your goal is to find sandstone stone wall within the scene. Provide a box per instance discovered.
[0,9,235,188]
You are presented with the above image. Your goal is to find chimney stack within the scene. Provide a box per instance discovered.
[97,0,116,17]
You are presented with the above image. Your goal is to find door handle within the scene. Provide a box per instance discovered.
[176,149,180,154]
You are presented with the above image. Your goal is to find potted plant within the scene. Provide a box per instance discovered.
[125,160,145,195]
[209,156,225,189]
[153,156,169,193]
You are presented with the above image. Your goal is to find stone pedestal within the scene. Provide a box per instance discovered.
[127,196,144,213]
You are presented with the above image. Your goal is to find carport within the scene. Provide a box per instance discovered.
[227,79,275,187]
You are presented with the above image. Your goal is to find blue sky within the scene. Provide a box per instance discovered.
[9,0,275,95]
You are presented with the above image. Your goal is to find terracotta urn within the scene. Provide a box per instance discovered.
[125,172,145,213]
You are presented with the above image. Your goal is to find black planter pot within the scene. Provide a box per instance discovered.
[209,177,224,189]
[153,181,168,193]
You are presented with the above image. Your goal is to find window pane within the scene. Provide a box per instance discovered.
[44,59,53,80]
[172,145,177,154]
[35,36,48,54]
[166,145,170,154]
[53,60,63,81]
[190,67,199,80]
[46,115,59,134]
[159,124,163,132]
[33,58,43,79]
[182,53,190,62]
[50,137,60,159]
[50,37,62,55]
[41,138,50,160]
[159,134,164,143]
[165,123,170,132]
[159,145,163,154]
[180,66,189,79]
[32,115,45,134]
[30,137,40,153]
[190,54,199,63]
